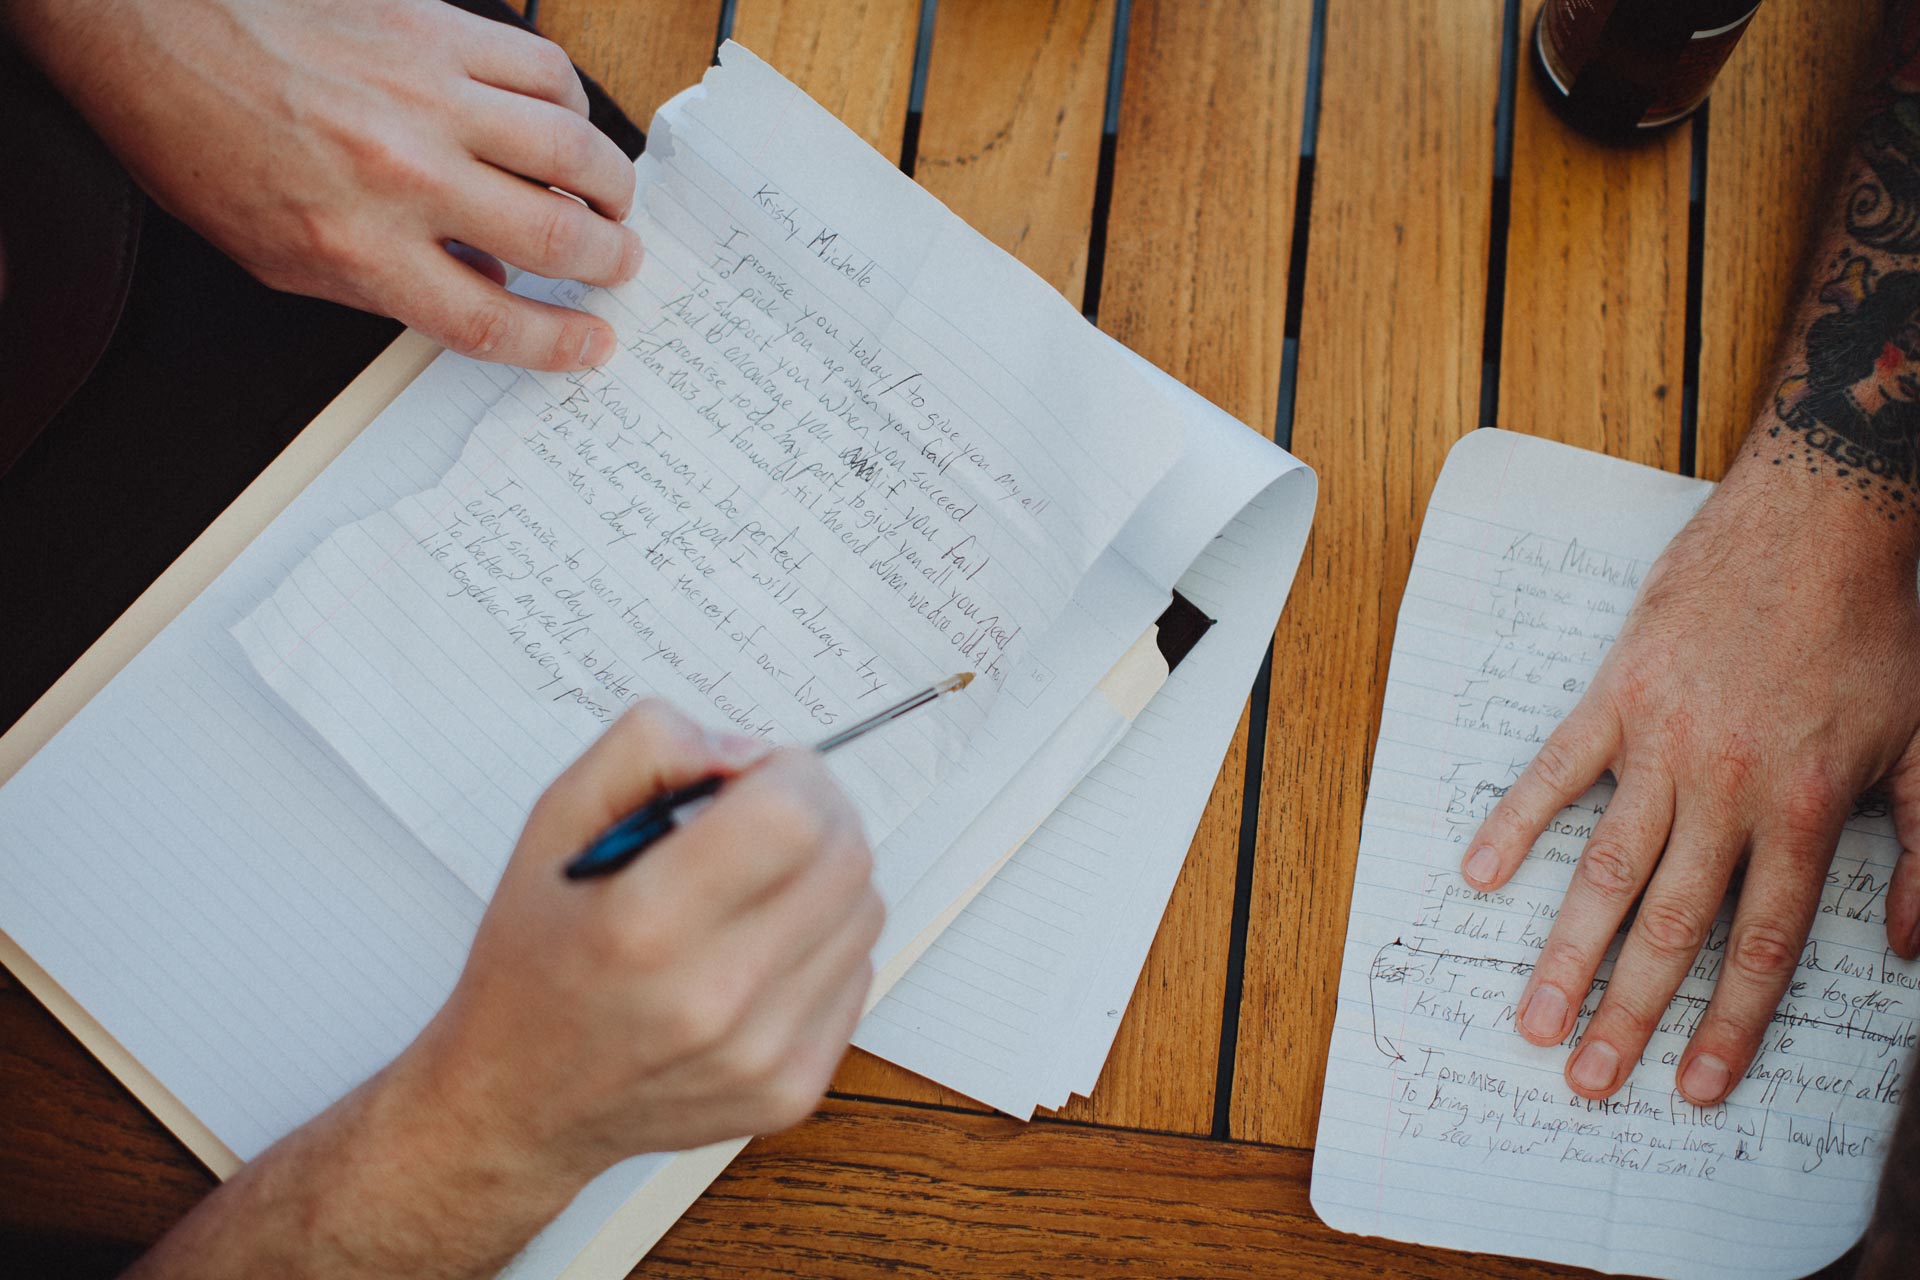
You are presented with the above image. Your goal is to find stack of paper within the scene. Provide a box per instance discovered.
[0,43,1314,1279]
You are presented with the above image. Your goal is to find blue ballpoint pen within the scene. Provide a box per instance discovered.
[562,672,975,880]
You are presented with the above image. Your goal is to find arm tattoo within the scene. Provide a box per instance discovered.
[1764,6,1920,519]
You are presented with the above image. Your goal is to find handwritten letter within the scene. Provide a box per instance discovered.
[235,45,1176,896]
[1312,431,1915,1280]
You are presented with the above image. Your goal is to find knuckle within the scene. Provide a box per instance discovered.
[612,698,701,757]
[718,1026,787,1091]
[1728,922,1803,984]
[1777,770,1843,845]
[588,911,677,976]
[757,1070,825,1132]
[1575,840,1642,901]
[531,39,578,93]
[536,202,581,265]
[550,119,596,180]
[660,985,741,1060]
[1528,736,1589,798]
[1633,897,1706,959]
[448,301,515,359]
[749,768,831,848]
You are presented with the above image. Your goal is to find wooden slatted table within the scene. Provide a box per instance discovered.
[0,1,1887,1276]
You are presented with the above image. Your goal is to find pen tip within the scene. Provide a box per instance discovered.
[945,671,975,693]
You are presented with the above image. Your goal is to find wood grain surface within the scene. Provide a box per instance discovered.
[730,0,922,160]
[827,0,1123,1115]
[1,1,1882,1277]
[649,1097,1603,1280]
[914,0,1118,307]
[1498,0,1689,469]
[1695,0,1884,479]
[1073,0,1314,1134]
[1235,0,1504,1151]
[535,0,725,127]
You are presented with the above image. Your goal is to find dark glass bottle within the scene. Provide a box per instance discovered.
[1532,0,1763,138]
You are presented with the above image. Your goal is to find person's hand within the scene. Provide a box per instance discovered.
[1460,477,1920,1107]
[4,0,639,370]
[409,702,881,1179]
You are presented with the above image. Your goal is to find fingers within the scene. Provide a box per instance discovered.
[1887,750,1920,960]
[462,87,637,220]
[1565,808,1745,1099]
[728,887,883,1132]
[1675,815,1835,1106]
[447,164,643,289]
[397,247,618,371]
[456,17,591,117]
[531,701,767,851]
[641,748,863,917]
[1513,772,1674,1046]
[1462,706,1619,890]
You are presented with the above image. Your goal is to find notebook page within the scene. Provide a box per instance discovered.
[1311,431,1914,1280]
[0,342,690,1276]
[236,43,1179,898]
[856,402,1316,1116]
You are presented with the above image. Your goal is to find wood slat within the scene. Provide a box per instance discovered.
[647,1097,1612,1279]
[0,969,211,1272]
[913,0,1118,306]
[1048,0,1312,1134]
[827,0,1122,1117]
[0,963,1862,1279]
[1696,0,1883,479]
[1235,0,1504,1149]
[729,0,922,162]
[1497,0,1689,469]
[535,0,725,127]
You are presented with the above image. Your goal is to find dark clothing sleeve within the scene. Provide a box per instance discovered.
[0,0,645,731]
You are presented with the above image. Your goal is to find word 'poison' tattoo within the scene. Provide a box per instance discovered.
[1772,254,1920,518]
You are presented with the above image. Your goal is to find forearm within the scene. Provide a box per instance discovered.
[126,1041,581,1280]
[1724,1,1920,580]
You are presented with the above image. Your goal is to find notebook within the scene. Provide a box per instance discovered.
[0,42,1315,1277]
[1313,429,1913,1280]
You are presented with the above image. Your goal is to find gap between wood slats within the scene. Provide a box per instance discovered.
[1476,0,1520,432]
[1681,108,1709,478]
[1078,0,1134,325]
[1210,0,1327,1144]
[898,0,939,175]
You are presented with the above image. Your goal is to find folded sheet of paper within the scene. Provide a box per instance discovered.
[0,41,1319,1280]
[1312,430,1914,1280]
[232,45,1316,1125]
[856,372,1312,1117]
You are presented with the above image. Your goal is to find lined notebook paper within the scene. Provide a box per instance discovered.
[0,41,1316,1280]
[234,43,1182,899]
[857,472,1308,1116]
[1312,430,1914,1280]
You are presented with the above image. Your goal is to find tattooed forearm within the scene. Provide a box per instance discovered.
[1760,5,1920,519]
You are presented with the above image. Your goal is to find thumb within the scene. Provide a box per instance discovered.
[1885,739,1920,960]
[525,700,771,858]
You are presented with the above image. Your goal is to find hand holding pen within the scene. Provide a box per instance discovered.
[564,672,975,880]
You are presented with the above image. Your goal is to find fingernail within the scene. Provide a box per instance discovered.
[1521,983,1569,1042]
[619,234,646,283]
[1463,845,1501,886]
[706,730,770,769]
[1568,1041,1620,1094]
[579,327,614,367]
[1679,1053,1731,1105]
